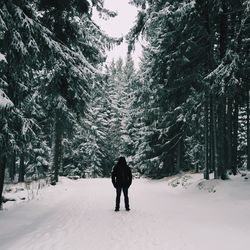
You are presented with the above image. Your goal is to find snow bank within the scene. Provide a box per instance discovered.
[2,178,50,209]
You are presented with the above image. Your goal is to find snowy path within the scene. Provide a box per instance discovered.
[1,175,250,250]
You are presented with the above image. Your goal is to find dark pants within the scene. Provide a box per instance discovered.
[116,187,129,209]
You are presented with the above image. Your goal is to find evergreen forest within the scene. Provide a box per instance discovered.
[0,0,250,208]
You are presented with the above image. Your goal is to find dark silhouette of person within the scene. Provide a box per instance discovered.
[111,157,132,211]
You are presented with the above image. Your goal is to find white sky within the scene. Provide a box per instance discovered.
[93,0,142,67]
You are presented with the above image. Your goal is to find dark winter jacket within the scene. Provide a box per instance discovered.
[111,164,132,188]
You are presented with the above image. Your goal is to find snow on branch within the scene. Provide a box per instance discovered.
[0,89,14,110]
[204,49,240,95]
[21,117,39,138]
[0,53,6,63]
[11,4,103,78]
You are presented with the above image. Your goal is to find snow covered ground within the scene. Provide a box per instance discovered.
[1,173,250,250]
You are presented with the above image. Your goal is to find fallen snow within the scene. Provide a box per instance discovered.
[1,173,250,250]
[2,179,50,209]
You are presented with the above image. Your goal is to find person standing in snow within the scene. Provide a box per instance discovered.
[111,156,132,211]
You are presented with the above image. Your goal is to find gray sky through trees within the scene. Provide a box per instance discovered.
[93,0,142,67]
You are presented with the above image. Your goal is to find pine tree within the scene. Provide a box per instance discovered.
[0,0,42,206]
[0,89,14,208]
[128,0,209,177]
[121,55,137,159]
[37,0,117,183]
[0,0,118,194]
[128,0,250,179]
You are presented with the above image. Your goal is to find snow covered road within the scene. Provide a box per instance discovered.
[1,174,250,250]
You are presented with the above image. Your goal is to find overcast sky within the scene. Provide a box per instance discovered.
[93,0,142,67]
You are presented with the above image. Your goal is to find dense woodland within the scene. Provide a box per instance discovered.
[0,0,250,208]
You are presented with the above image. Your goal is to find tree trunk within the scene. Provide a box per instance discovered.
[221,97,228,179]
[227,98,233,173]
[9,151,16,181]
[176,138,183,173]
[169,151,175,175]
[217,102,224,178]
[247,91,250,171]
[18,147,25,182]
[0,155,7,209]
[213,101,219,179]
[218,1,228,180]
[204,96,209,180]
[232,99,239,174]
[52,111,63,184]
[219,2,227,59]
[210,95,215,172]
[203,5,213,180]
